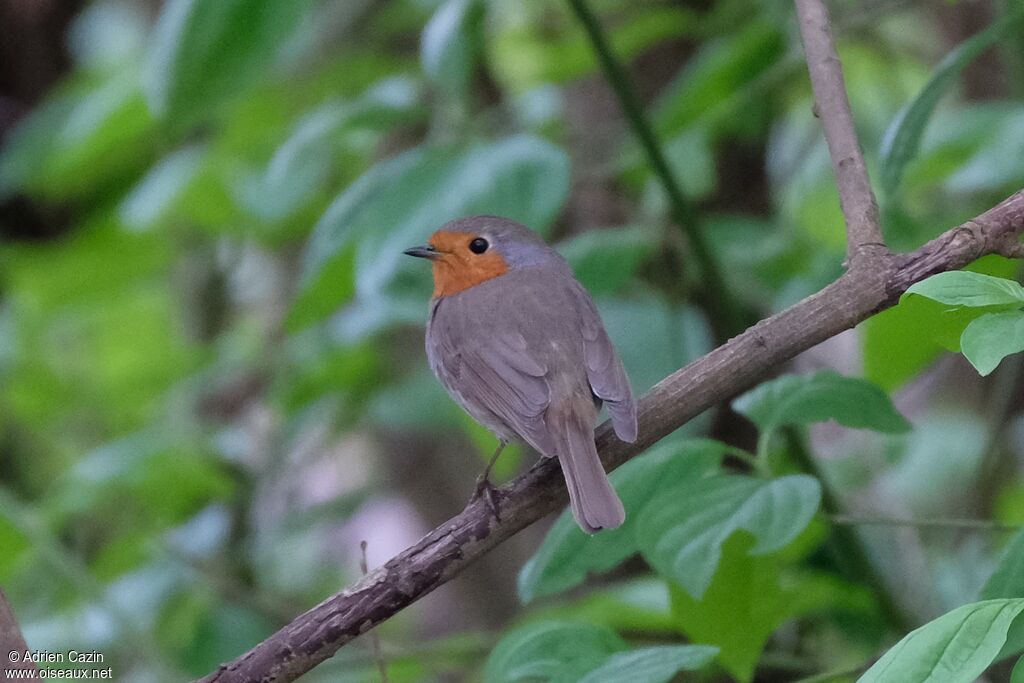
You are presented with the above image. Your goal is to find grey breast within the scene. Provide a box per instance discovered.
[425,267,588,453]
[426,264,637,453]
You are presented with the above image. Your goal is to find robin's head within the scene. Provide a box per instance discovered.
[404,216,565,297]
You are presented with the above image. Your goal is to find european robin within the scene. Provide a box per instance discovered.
[404,216,637,533]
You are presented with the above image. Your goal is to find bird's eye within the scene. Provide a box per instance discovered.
[469,237,489,254]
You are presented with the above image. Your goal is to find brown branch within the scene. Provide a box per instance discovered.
[794,0,885,260]
[1,590,38,679]
[359,541,389,683]
[197,189,1024,683]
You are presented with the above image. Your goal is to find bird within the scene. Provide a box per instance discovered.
[404,215,637,533]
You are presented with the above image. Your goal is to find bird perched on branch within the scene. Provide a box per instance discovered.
[404,216,637,533]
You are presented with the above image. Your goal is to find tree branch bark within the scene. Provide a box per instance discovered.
[1,590,38,679]
[794,0,886,261]
[198,189,1024,683]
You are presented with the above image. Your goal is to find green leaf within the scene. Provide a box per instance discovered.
[544,579,677,635]
[119,145,206,231]
[859,600,1024,683]
[0,74,156,201]
[946,108,1024,194]
[143,0,314,124]
[982,529,1024,600]
[557,227,654,296]
[421,0,485,99]
[237,78,422,223]
[1014,656,1024,683]
[879,10,1023,195]
[654,21,784,135]
[367,368,464,432]
[291,135,569,329]
[669,533,835,682]
[576,645,718,683]
[518,440,726,603]
[865,257,1021,388]
[52,433,234,527]
[863,291,983,390]
[732,371,911,439]
[636,474,821,599]
[597,298,712,396]
[0,514,31,583]
[904,271,1024,308]
[489,6,692,92]
[960,310,1024,376]
[483,621,625,683]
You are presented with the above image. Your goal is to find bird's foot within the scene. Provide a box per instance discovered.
[471,475,501,522]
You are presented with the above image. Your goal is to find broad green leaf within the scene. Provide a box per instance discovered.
[960,310,1024,376]
[982,529,1024,600]
[518,440,726,603]
[865,256,1020,389]
[880,10,1023,195]
[367,368,464,432]
[1015,656,1024,683]
[67,0,149,69]
[0,514,31,583]
[981,529,1024,660]
[275,337,380,413]
[0,74,156,201]
[732,371,910,439]
[237,78,422,223]
[669,533,839,682]
[863,295,955,391]
[542,579,677,635]
[577,645,718,683]
[636,474,821,599]
[557,227,654,296]
[597,298,712,396]
[291,135,569,329]
[176,602,277,675]
[421,0,484,99]
[119,145,206,231]
[864,291,985,389]
[143,0,314,124]
[904,271,1024,308]
[859,599,1024,683]
[51,433,234,527]
[946,108,1024,194]
[489,6,692,92]
[2,222,196,433]
[654,21,783,135]
[483,621,625,683]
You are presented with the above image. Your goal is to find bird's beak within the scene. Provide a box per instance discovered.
[403,244,441,260]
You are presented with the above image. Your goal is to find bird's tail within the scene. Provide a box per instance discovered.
[553,406,625,533]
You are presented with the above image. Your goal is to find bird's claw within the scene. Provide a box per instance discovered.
[471,475,501,522]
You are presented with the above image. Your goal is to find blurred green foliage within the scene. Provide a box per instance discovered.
[2,0,1024,681]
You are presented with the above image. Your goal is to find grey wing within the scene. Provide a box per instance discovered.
[434,322,558,456]
[573,283,638,443]
[467,333,558,455]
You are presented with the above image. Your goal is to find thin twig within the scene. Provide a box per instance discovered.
[197,189,1024,683]
[360,541,390,683]
[565,0,741,332]
[794,0,886,261]
[830,514,1021,532]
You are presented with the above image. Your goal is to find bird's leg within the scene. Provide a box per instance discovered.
[471,440,507,520]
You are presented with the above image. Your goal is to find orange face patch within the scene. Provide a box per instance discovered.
[428,230,509,298]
